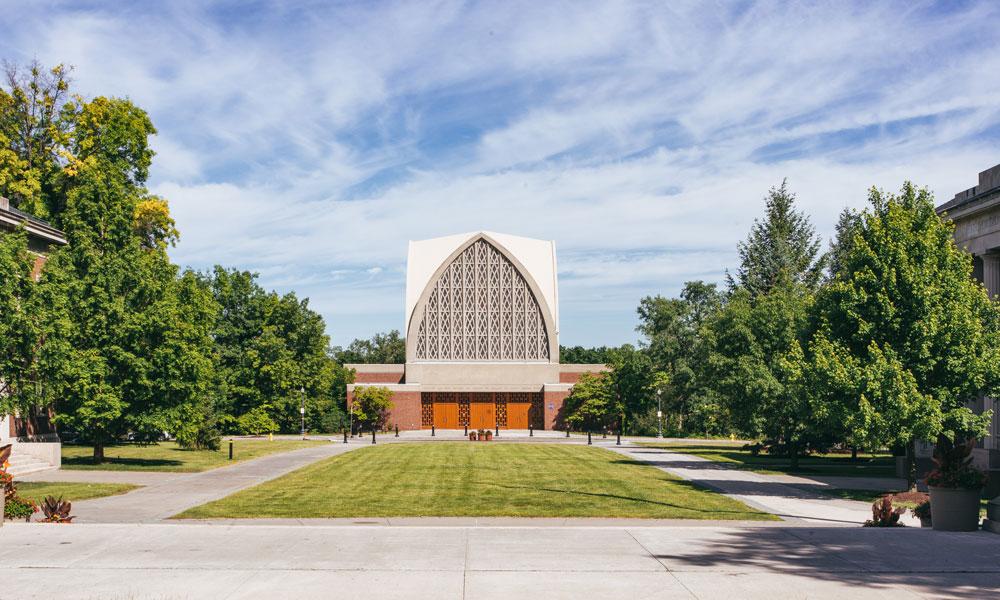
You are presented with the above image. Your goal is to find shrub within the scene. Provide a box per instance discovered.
[912,500,931,521]
[176,421,222,451]
[863,496,905,527]
[40,496,75,523]
[238,407,278,436]
[4,495,38,521]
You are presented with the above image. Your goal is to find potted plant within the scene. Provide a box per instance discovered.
[469,431,478,441]
[484,430,493,441]
[478,429,487,441]
[912,500,932,527]
[927,435,986,531]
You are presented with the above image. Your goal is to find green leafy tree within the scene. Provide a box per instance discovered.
[603,345,654,434]
[203,266,347,433]
[728,179,826,295]
[564,372,615,433]
[814,183,999,488]
[350,386,394,435]
[637,281,724,435]
[559,345,623,364]
[334,330,406,364]
[32,90,216,462]
[0,229,71,416]
[0,61,72,219]
[707,282,817,466]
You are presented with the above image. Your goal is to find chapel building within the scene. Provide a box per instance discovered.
[345,231,606,430]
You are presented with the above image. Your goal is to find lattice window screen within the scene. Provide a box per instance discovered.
[414,239,550,361]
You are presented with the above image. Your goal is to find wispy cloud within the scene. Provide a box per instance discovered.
[2,0,998,345]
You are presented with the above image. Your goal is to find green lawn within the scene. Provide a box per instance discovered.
[176,443,775,520]
[17,481,140,504]
[62,439,322,472]
[640,441,896,477]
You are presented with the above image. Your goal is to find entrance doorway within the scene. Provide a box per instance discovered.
[468,399,496,429]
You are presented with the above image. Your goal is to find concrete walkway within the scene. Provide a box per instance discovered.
[67,440,363,522]
[613,444,919,526]
[19,469,183,485]
[1,522,997,599]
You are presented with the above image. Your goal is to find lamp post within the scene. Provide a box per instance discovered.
[656,389,663,439]
[299,387,306,440]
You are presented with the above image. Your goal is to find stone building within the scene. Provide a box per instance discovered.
[936,163,1000,491]
[346,231,606,431]
[0,196,67,474]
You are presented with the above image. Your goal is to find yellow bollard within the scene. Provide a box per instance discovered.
[268,432,273,442]
[730,433,735,441]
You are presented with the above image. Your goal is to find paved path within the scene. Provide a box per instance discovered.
[0,522,997,599]
[613,444,919,526]
[67,440,363,522]
[19,469,183,485]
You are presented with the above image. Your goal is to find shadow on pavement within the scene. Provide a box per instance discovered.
[645,525,1000,598]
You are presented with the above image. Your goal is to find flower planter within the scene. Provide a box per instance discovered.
[929,486,981,531]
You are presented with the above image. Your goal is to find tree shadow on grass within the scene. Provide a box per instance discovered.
[61,456,184,468]
[639,525,1000,598]
[474,479,769,518]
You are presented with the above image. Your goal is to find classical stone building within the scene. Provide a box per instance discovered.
[346,231,606,430]
[0,196,66,474]
[936,163,1000,491]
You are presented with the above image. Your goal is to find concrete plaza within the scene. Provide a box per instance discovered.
[5,435,998,598]
[1,521,999,599]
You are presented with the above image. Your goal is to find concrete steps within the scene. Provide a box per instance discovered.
[6,457,56,477]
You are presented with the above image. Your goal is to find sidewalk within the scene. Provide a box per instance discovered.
[1,522,997,599]
[612,444,918,526]
[67,440,363,522]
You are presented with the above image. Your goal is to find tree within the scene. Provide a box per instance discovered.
[814,183,999,488]
[706,282,817,466]
[564,372,615,433]
[7,77,219,462]
[333,330,405,364]
[202,266,347,434]
[729,180,825,296]
[637,281,723,434]
[604,345,654,434]
[826,207,861,279]
[0,229,70,416]
[559,345,621,364]
[350,386,394,437]
[0,61,72,219]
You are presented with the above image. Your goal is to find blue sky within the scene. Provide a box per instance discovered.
[3,0,999,347]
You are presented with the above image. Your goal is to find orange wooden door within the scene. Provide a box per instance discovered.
[434,401,459,429]
[507,402,530,429]
[469,401,496,429]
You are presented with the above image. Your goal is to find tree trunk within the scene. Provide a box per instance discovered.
[789,441,800,470]
[93,443,104,464]
[906,439,917,492]
[851,446,858,461]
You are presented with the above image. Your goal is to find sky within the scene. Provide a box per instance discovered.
[2,0,999,347]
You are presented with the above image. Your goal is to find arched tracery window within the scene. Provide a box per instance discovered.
[413,238,550,361]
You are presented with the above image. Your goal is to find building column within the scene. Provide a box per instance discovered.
[982,253,1000,298]
[980,254,1000,533]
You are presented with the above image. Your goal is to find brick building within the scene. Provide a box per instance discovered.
[346,231,606,431]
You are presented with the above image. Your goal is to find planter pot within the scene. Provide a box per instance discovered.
[929,486,981,531]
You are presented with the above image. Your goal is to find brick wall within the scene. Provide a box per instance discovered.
[543,390,570,430]
[347,389,422,431]
[353,371,405,384]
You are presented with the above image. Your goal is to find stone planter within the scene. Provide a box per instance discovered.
[929,486,981,531]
